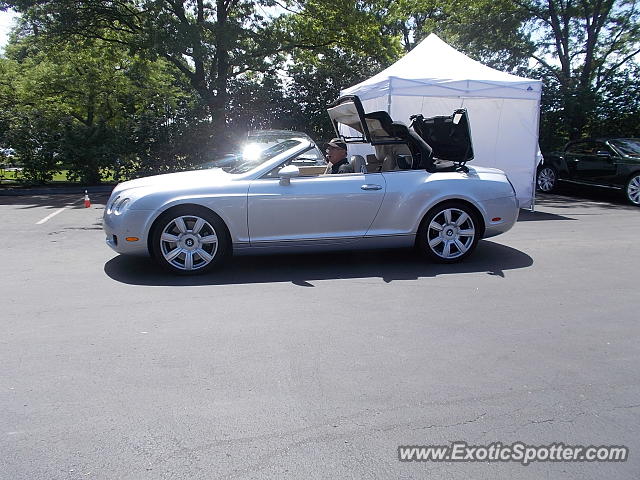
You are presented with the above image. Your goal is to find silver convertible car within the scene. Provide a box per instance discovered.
[104,96,519,274]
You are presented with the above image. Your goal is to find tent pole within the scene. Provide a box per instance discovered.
[531,96,542,212]
[387,78,392,114]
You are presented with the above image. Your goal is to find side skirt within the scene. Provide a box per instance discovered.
[559,179,623,190]
[232,234,416,256]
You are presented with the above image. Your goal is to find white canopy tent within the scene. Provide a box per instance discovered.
[341,33,542,209]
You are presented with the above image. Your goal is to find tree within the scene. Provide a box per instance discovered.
[589,63,640,137]
[2,1,415,141]
[517,0,640,139]
[227,74,304,133]
[0,1,314,147]
[278,0,403,140]
[285,49,392,141]
[375,0,534,71]
[0,33,197,183]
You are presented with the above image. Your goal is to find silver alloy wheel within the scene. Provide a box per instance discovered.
[427,207,476,260]
[537,167,556,192]
[159,215,219,271]
[627,175,640,205]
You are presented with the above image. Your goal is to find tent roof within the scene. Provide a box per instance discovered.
[342,34,541,101]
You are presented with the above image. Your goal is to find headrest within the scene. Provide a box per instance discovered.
[366,154,381,165]
[349,155,367,173]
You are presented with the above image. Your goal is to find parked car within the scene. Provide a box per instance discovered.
[537,138,640,205]
[103,95,519,275]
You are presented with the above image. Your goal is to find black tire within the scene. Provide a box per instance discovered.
[150,205,231,275]
[625,173,640,206]
[417,201,481,263]
[537,166,558,192]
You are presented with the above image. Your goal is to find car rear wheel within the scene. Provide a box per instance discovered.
[625,174,640,206]
[151,206,230,275]
[537,166,557,192]
[417,202,480,263]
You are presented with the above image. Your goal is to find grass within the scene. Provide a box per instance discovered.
[0,169,116,186]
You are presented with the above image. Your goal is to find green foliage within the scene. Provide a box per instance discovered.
[227,74,303,135]
[0,0,302,146]
[590,63,640,138]
[279,0,402,62]
[520,0,640,140]
[0,52,60,183]
[0,32,204,184]
[537,68,569,152]
[1,0,639,179]
[286,49,390,142]
[431,0,534,71]
[280,0,403,141]
[376,0,534,71]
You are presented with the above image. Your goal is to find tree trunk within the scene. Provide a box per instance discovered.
[564,84,597,140]
[211,0,230,150]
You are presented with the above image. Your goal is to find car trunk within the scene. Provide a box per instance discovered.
[326,95,474,166]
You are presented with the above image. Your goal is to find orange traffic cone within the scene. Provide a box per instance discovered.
[84,190,91,208]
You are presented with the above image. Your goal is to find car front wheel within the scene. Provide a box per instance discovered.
[151,206,230,275]
[537,166,557,192]
[417,202,480,263]
[625,174,640,206]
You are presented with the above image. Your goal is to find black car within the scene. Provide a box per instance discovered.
[537,138,640,205]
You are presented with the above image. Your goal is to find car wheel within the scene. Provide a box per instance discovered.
[417,202,481,263]
[537,166,557,192]
[151,206,230,275]
[625,174,640,206]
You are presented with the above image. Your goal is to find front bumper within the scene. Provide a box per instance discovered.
[103,209,153,256]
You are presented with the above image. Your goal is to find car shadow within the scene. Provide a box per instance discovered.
[536,185,637,211]
[103,240,533,287]
[517,208,575,222]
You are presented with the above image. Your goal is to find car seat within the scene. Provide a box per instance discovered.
[365,154,382,172]
[364,111,434,171]
[348,155,367,173]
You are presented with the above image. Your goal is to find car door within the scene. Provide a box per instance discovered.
[571,140,618,184]
[564,141,589,178]
[566,141,617,185]
[247,170,386,245]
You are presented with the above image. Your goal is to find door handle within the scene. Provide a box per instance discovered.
[361,184,382,190]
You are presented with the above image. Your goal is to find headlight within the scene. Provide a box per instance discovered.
[107,195,120,214]
[113,197,130,215]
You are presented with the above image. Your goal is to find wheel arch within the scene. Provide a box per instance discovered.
[416,197,486,241]
[541,155,569,176]
[536,163,559,192]
[625,170,640,205]
[146,203,232,256]
[624,169,640,184]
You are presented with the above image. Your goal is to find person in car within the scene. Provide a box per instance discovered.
[325,138,353,174]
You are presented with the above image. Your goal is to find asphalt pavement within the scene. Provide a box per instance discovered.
[0,188,638,479]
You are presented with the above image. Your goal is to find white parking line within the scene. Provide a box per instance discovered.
[36,207,68,225]
[35,198,81,225]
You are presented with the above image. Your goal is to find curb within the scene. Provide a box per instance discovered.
[0,185,115,197]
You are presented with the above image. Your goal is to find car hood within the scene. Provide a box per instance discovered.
[112,168,230,196]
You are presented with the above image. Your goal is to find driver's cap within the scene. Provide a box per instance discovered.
[327,138,347,150]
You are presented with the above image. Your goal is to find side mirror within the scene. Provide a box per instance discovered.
[278,164,300,185]
[596,150,611,158]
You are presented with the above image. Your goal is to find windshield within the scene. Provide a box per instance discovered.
[248,130,312,146]
[203,139,304,174]
[609,139,640,157]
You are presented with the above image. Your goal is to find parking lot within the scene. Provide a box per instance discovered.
[1,188,639,479]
